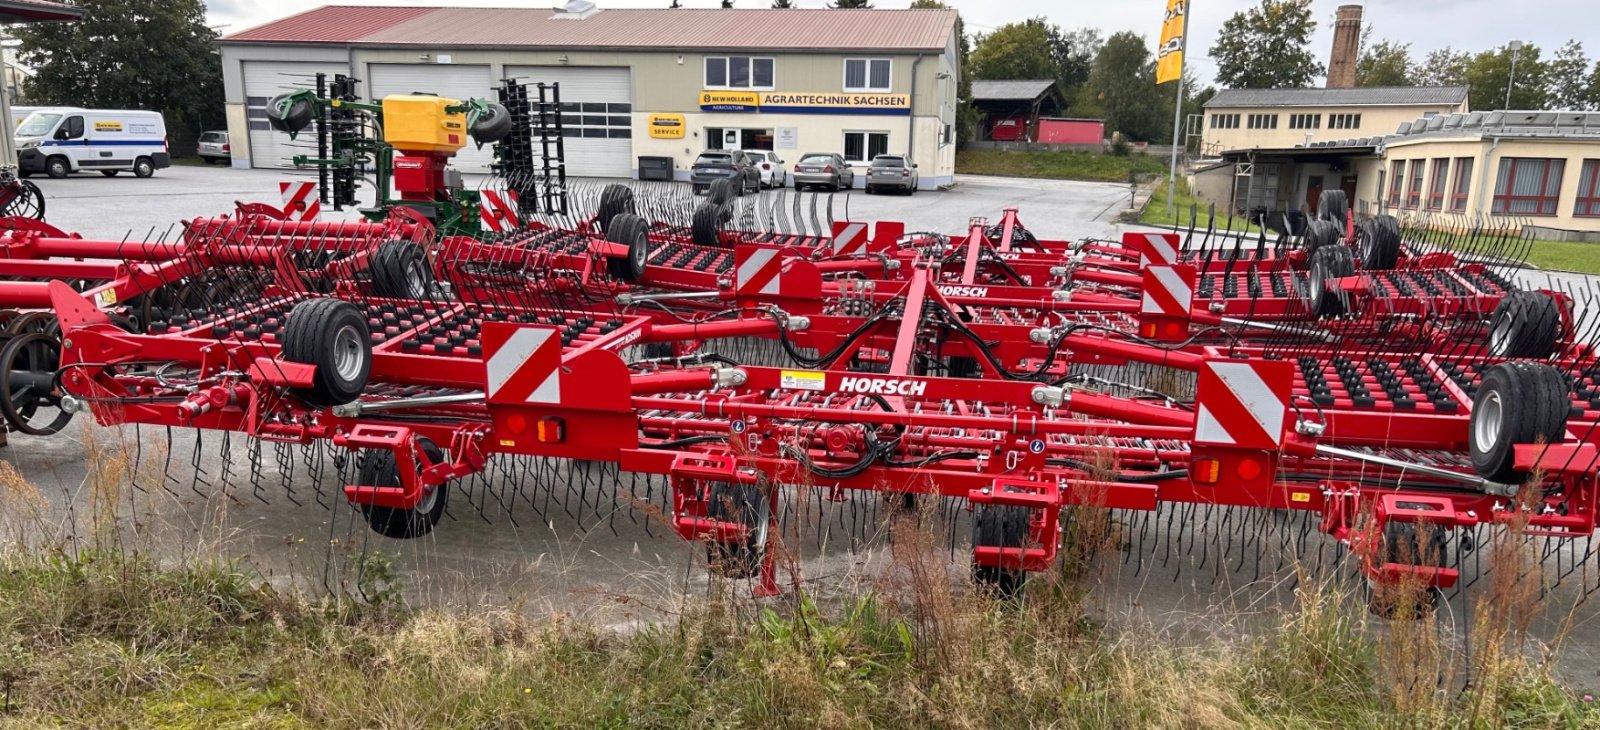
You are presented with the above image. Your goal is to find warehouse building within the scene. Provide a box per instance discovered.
[217,3,960,189]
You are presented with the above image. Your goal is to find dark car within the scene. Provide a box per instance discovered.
[689,150,761,196]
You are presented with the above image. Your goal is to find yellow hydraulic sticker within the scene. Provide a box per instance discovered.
[780,370,825,391]
[1291,492,1311,503]
[98,289,118,305]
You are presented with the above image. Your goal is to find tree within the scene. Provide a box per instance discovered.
[721,0,733,7]
[1356,35,1415,87]
[830,0,872,7]
[1547,40,1592,110]
[1049,27,1102,101]
[968,20,1057,82]
[1588,62,1600,110]
[1208,0,1323,89]
[770,0,792,6]
[1414,46,1471,87]
[1080,31,1169,142]
[908,0,945,6]
[1464,43,1549,110]
[12,0,222,152]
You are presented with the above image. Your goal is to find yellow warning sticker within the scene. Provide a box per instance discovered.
[1291,492,1311,503]
[499,439,516,447]
[781,370,825,391]
[97,289,117,305]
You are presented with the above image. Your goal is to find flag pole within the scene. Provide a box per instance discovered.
[1165,2,1190,218]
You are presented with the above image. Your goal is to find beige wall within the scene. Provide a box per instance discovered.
[1382,135,1600,232]
[1201,101,1467,155]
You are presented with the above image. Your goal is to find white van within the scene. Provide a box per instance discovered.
[15,108,170,178]
[10,106,40,128]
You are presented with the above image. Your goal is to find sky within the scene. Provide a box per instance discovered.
[205,0,1594,88]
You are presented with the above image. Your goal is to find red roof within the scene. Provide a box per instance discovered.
[0,0,84,22]
[223,6,957,53]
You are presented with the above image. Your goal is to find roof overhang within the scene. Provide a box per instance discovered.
[1219,145,1378,162]
[0,0,84,23]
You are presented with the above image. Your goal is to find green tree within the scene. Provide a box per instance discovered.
[12,0,222,152]
[1050,27,1102,102]
[1356,35,1415,87]
[1547,40,1592,110]
[721,0,733,7]
[907,0,945,6]
[830,0,872,7]
[1588,62,1600,110]
[1081,31,1169,142]
[969,20,1057,82]
[770,0,791,6]
[1414,46,1471,87]
[1208,0,1324,89]
[1464,43,1549,110]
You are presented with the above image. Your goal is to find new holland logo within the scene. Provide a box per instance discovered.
[937,285,990,298]
[838,376,928,397]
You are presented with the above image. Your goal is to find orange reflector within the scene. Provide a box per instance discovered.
[1193,456,1222,484]
[1140,322,1157,338]
[536,416,566,443]
[1236,457,1263,481]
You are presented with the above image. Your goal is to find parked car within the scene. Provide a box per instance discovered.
[744,150,786,188]
[792,153,854,192]
[15,107,170,179]
[197,130,231,165]
[689,150,761,196]
[865,154,918,195]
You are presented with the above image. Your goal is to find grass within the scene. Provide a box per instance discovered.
[955,148,1167,184]
[1138,177,1260,233]
[1509,238,1600,274]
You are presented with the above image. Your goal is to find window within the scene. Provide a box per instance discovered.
[1427,158,1449,211]
[1246,113,1278,130]
[1288,113,1321,130]
[941,123,952,145]
[843,131,889,163]
[844,58,891,92]
[1209,113,1240,130]
[1493,158,1565,216]
[60,115,84,140]
[705,56,775,90]
[1407,159,1425,208]
[1329,113,1362,130]
[1451,157,1473,212]
[557,102,632,141]
[1576,160,1600,217]
[1388,161,1406,207]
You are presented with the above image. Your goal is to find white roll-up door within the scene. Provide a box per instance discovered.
[504,66,633,179]
[243,61,346,169]
[368,63,497,173]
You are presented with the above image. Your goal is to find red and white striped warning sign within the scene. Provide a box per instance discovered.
[1140,264,1196,317]
[483,324,562,404]
[830,221,868,256]
[735,247,783,296]
[278,182,320,222]
[1193,360,1291,450]
[1127,231,1179,268]
[479,189,521,233]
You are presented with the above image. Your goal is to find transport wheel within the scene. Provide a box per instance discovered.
[469,102,512,144]
[1486,291,1561,358]
[605,213,650,282]
[0,331,72,436]
[972,503,1030,599]
[357,438,449,539]
[265,93,314,134]
[45,156,69,179]
[370,240,434,299]
[133,157,155,178]
[1366,521,1445,619]
[691,202,723,247]
[1469,361,1569,484]
[100,170,119,177]
[1317,189,1349,223]
[705,481,769,579]
[597,183,636,235]
[708,178,735,206]
[1306,244,1355,317]
[0,181,45,221]
[1357,215,1402,270]
[281,298,371,406]
[5,311,54,337]
[1301,218,1341,255]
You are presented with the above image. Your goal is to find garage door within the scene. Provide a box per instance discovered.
[368,64,496,173]
[504,66,633,178]
[243,61,346,169]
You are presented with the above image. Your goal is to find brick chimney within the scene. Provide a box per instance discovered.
[1327,4,1362,88]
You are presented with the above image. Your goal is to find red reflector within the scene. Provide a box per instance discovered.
[536,416,566,443]
[1236,457,1263,481]
[506,413,528,434]
[1193,457,1222,484]
[1163,321,1185,339]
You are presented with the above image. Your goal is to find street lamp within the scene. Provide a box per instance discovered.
[1506,40,1524,110]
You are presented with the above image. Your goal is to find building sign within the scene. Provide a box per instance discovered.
[775,126,798,149]
[698,91,911,116]
[649,113,686,139]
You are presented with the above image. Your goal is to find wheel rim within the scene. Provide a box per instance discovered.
[405,263,427,298]
[1474,389,1503,453]
[631,231,647,272]
[416,483,438,513]
[1488,316,1513,356]
[333,324,365,381]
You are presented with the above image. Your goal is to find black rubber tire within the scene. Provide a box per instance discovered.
[973,504,1030,599]
[708,178,735,206]
[1486,291,1561,359]
[1307,244,1355,317]
[691,202,723,247]
[357,438,449,539]
[45,156,69,179]
[1469,361,1569,484]
[370,240,434,299]
[0,180,45,220]
[705,481,768,579]
[1367,521,1445,619]
[1318,189,1349,223]
[0,331,72,436]
[605,213,650,282]
[280,298,371,406]
[133,157,155,178]
[597,184,636,235]
[1358,215,1402,270]
[266,94,314,134]
[947,355,980,379]
[100,170,119,177]
[1301,218,1341,254]
[469,102,512,144]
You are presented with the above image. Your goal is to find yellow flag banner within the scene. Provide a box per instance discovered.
[1156,0,1186,84]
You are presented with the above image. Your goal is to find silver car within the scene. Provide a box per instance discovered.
[197,130,230,165]
[792,153,854,192]
[864,154,918,194]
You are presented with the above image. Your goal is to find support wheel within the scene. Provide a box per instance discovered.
[370,240,434,299]
[1366,521,1444,619]
[605,213,650,282]
[281,298,371,406]
[1301,218,1341,254]
[1357,215,1402,270]
[265,94,314,134]
[0,332,72,436]
[357,438,448,539]
[691,202,723,247]
[597,183,636,235]
[1486,291,1561,358]
[1469,361,1569,484]
[1306,244,1355,317]
[705,481,769,579]
[973,504,1030,599]
[468,102,512,145]
[708,179,735,206]
[1317,189,1349,223]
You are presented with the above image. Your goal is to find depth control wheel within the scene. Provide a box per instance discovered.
[705,481,769,579]
[357,437,449,539]
[973,504,1030,599]
[0,332,72,436]
[1366,521,1445,619]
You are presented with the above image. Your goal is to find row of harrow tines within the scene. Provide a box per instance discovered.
[28,182,1600,613]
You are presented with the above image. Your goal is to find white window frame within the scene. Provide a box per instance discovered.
[842,130,890,164]
[843,58,892,93]
[704,56,775,91]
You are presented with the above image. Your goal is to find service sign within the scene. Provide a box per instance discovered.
[698,91,911,115]
[649,113,686,139]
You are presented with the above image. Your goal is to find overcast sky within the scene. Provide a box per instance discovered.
[206,0,1592,88]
